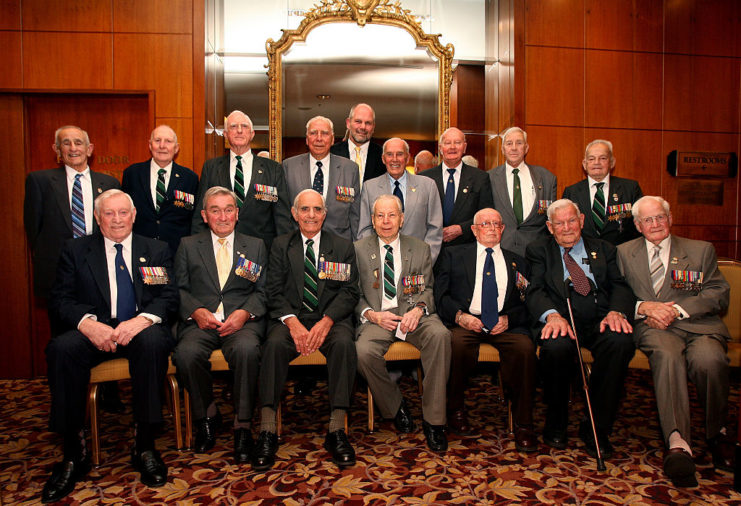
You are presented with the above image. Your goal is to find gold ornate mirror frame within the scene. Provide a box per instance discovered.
[266,0,454,160]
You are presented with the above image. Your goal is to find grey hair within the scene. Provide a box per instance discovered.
[94,189,135,214]
[438,127,466,145]
[473,207,502,225]
[226,110,254,130]
[293,188,326,210]
[382,137,410,154]
[150,124,178,143]
[55,125,90,148]
[306,116,334,135]
[372,194,403,215]
[546,198,581,222]
[501,126,528,144]
[584,139,614,160]
[202,186,238,209]
[632,196,671,222]
[347,103,375,122]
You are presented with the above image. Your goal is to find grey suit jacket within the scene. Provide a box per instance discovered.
[617,235,730,339]
[354,234,437,322]
[175,231,267,322]
[490,163,557,257]
[282,153,360,241]
[357,173,443,263]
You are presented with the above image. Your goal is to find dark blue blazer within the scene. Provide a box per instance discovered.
[122,160,199,254]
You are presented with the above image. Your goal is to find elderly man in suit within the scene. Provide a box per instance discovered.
[423,127,493,248]
[42,190,177,503]
[122,125,199,254]
[355,194,451,452]
[435,208,537,452]
[330,103,386,188]
[563,139,642,246]
[526,199,635,459]
[173,186,267,464]
[192,110,292,250]
[283,116,361,241]
[357,138,443,263]
[489,127,557,257]
[253,189,359,470]
[413,150,435,174]
[617,196,733,487]
[24,125,121,298]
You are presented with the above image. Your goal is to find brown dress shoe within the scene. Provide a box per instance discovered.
[514,425,538,453]
[447,409,474,436]
[709,433,735,472]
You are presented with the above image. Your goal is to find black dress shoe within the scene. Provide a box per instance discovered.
[393,400,416,433]
[709,433,735,472]
[543,428,568,450]
[252,431,279,471]
[41,457,91,504]
[194,412,222,453]
[663,447,698,487]
[423,421,448,452]
[514,425,538,453]
[324,429,356,467]
[579,422,613,460]
[131,449,168,487]
[448,409,474,436]
[234,428,253,464]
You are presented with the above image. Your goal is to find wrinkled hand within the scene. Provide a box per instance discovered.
[113,316,152,346]
[459,313,484,333]
[599,311,633,334]
[489,315,509,335]
[306,316,333,354]
[638,301,677,328]
[442,225,463,243]
[541,314,574,340]
[400,307,423,334]
[219,309,250,337]
[192,308,222,330]
[79,318,117,352]
[645,315,668,330]
[368,310,402,332]
[285,317,310,355]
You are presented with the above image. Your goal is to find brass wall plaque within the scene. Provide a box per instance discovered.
[677,180,724,205]
[667,150,737,177]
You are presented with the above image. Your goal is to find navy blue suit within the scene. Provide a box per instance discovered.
[122,160,199,254]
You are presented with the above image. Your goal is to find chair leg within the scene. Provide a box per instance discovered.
[367,387,375,433]
[416,365,423,394]
[507,400,514,435]
[184,389,192,449]
[167,375,183,450]
[276,402,283,438]
[88,384,101,467]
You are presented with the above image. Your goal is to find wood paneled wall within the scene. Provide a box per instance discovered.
[490,0,741,258]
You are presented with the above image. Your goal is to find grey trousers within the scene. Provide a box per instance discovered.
[636,326,729,445]
[356,314,451,425]
[173,320,264,421]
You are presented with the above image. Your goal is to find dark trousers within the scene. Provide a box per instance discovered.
[448,327,536,426]
[259,317,357,412]
[539,318,634,434]
[173,319,264,421]
[46,325,174,435]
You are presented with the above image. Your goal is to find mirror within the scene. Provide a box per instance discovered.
[266,0,454,160]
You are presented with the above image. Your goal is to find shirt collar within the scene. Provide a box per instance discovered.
[210,230,235,248]
[476,241,502,257]
[442,161,463,172]
[104,232,133,252]
[506,161,528,173]
[65,165,90,178]
[309,154,330,167]
[231,149,252,162]
[301,231,321,246]
[150,159,173,174]
[587,174,610,187]
[645,234,671,252]
[378,234,401,251]
[560,237,586,256]
[387,170,408,184]
[348,139,368,152]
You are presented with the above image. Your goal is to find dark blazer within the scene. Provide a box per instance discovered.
[175,231,267,322]
[265,230,359,327]
[489,163,557,257]
[24,167,120,297]
[330,140,386,182]
[435,242,530,334]
[562,176,643,246]
[191,154,293,249]
[525,235,635,337]
[122,160,199,254]
[48,233,178,332]
[423,163,494,246]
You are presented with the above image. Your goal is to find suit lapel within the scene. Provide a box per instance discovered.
[131,237,148,305]
[215,156,232,190]
[463,243,477,295]
[397,236,414,296]
[628,239,653,297]
[549,240,568,299]
[140,162,157,211]
[300,155,312,192]
[197,234,222,293]
[404,175,420,222]
[366,238,382,310]
[523,165,541,222]
[493,169,517,224]
[52,168,74,232]
[431,168,445,200]
[85,235,111,309]
[453,166,473,218]
[289,233,306,304]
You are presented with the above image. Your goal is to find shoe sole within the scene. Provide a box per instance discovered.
[664,452,697,487]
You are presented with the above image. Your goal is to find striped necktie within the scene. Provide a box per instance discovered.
[592,182,606,232]
[71,173,86,238]
[650,245,665,295]
[302,239,319,312]
[234,155,245,207]
[155,168,166,212]
[383,244,396,300]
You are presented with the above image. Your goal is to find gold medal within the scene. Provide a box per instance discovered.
[318,271,326,279]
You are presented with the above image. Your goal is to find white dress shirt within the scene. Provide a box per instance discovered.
[469,242,508,315]
[309,154,331,200]
[230,149,254,192]
[588,173,610,207]
[149,159,172,206]
[441,161,463,202]
[378,236,402,311]
[506,162,535,219]
[65,165,94,235]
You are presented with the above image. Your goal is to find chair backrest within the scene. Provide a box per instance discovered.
[718,259,741,342]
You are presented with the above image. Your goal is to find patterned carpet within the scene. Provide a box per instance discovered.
[1,367,739,505]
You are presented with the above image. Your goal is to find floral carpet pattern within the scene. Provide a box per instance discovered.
[1,368,738,505]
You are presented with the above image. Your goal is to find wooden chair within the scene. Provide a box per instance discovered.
[477,343,513,433]
[367,341,423,433]
[88,357,180,466]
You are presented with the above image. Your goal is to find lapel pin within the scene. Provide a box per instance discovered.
[97,188,102,193]
[258,169,263,174]
[591,251,597,259]
[538,184,542,190]
[671,257,678,264]
[613,193,618,202]
[411,187,416,192]
[175,173,180,178]
[139,257,146,262]
[511,262,516,268]
[463,188,468,193]
[371,254,376,260]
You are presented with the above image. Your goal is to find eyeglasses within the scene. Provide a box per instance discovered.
[549,217,580,229]
[474,221,503,229]
[640,214,668,225]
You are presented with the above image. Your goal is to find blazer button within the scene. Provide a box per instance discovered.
[156,220,160,224]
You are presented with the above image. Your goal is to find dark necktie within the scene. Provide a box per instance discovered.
[443,168,456,226]
[155,168,166,212]
[383,244,396,300]
[481,247,499,330]
[234,155,245,207]
[592,182,606,232]
[114,244,136,321]
[302,239,319,312]
[71,173,86,238]
[512,168,523,225]
[393,180,404,211]
[563,247,591,296]
[312,161,324,195]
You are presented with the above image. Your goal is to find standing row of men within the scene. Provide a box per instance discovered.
[26,104,733,501]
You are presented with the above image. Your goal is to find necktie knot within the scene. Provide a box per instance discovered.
[512,168,519,175]
[218,238,226,246]
[384,244,393,254]
[485,247,493,256]
[447,168,456,178]
[158,168,166,177]
[654,245,661,254]
[236,155,242,162]
[75,173,83,181]
[316,161,323,169]
[596,182,604,190]
[115,243,123,253]
[306,238,314,248]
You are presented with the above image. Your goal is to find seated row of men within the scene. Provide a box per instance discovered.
[26,111,733,501]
